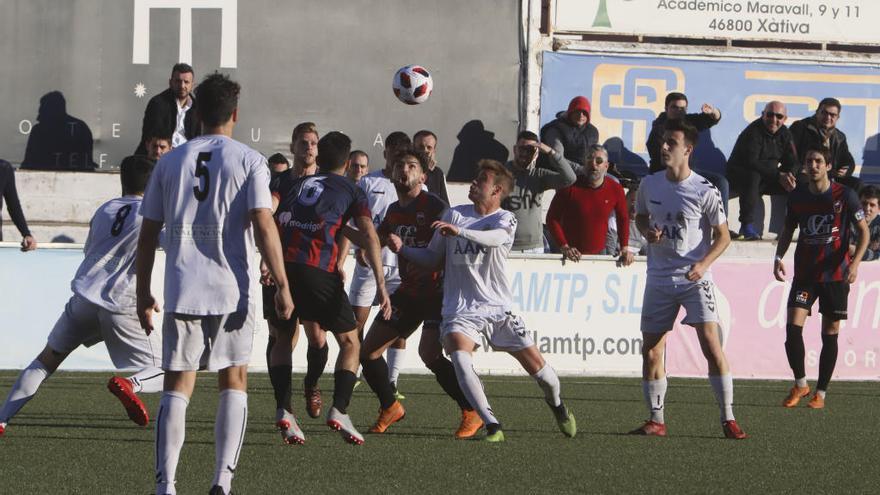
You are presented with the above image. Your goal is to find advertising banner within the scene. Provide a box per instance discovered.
[554,0,880,45]
[540,52,880,184]
[2,246,878,379]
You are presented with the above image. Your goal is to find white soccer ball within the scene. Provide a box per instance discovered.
[392,65,433,105]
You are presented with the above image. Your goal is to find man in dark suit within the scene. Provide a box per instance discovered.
[135,63,198,155]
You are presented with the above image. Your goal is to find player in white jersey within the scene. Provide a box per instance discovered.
[391,160,576,442]
[347,132,408,397]
[136,74,293,495]
[0,156,162,437]
[631,118,746,440]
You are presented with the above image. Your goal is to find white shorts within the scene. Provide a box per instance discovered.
[348,264,401,307]
[441,312,534,352]
[640,279,720,333]
[47,294,160,370]
[161,306,255,372]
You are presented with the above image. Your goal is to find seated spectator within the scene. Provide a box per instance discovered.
[646,92,729,215]
[540,96,599,168]
[413,130,449,204]
[347,150,369,183]
[790,97,861,190]
[546,145,631,265]
[604,187,647,257]
[145,133,172,162]
[726,101,799,240]
[854,185,880,261]
[0,159,37,251]
[502,130,576,253]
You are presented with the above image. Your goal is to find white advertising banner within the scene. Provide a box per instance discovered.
[554,0,879,45]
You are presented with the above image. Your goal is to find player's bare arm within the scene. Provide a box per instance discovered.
[636,213,662,243]
[135,218,163,334]
[354,214,392,320]
[251,208,294,320]
[686,222,730,282]
[773,219,798,282]
[847,217,870,283]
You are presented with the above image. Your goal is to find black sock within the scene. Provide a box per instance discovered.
[486,422,503,434]
[265,335,276,370]
[268,365,292,411]
[304,344,329,389]
[332,369,358,414]
[426,356,472,411]
[817,333,839,391]
[361,357,396,409]
[784,324,806,380]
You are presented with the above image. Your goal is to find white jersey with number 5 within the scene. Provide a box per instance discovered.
[141,134,272,315]
[71,195,144,313]
[635,171,726,285]
[431,204,518,317]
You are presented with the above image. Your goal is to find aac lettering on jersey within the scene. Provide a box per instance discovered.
[454,240,488,255]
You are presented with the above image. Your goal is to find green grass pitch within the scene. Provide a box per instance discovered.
[0,371,877,494]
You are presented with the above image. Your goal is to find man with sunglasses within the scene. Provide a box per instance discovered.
[790,98,860,190]
[501,131,575,253]
[726,101,799,240]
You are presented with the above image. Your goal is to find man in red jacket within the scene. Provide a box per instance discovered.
[546,144,632,266]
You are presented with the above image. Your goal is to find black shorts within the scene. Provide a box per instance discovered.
[262,284,298,331]
[285,263,356,333]
[374,291,442,339]
[787,281,850,320]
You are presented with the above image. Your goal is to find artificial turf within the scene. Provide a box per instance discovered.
[0,371,877,494]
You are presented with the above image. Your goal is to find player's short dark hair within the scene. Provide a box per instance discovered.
[317,131,352,171]
[291,122,318,142]
[349,150,369,162]
[517,130,539,142]
[477,159,515,199]
[392,149,429,172]
[663,118,699,147]
[413,129,437,142]
[120,155,154,194]
[385,131,411,150]
[665,92,688,107]
[144,129,173,143]
[172,63,193,75]
[194,72,240,128]
[859,184,880,201]
[804,147,832,165]
[818,97,842,112]
[267,153,289,167]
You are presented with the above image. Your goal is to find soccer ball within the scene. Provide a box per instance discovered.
[392,65,433,105]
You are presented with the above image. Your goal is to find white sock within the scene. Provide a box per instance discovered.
[213,389,248,493]
[386,348,405,386]
[817,390,826,399]
[642,378,667,424]
[709,374,735,422]
[795,377,808,388]
[0,360,50,423]
[156,391,189,495]
[531,364,562,407]
[127,367,164,393]
[450,351,499,426]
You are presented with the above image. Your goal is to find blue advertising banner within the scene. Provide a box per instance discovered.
[540,52,880,184]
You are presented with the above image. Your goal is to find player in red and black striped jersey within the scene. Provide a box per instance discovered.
[273,131,391,445]
[774,148,869,409]
[359,150,483,438]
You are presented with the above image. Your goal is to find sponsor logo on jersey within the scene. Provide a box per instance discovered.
[833,200,843,214]
[795,290,809,304]
[277,212,324,232]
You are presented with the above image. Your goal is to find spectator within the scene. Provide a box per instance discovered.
[855,185,880,261]
[347,150,370,183]
[546,145,631,265]
[502,130,576,253]
[144,133,172,162]
[540,96,600,167]
[20,91,96,171]
[646,92,729,215]
[790,97,860,190]
[135,63,197,155]
[0,159,36,251]
[267,152,290,177]
[726,101,799,241]
[605,187,647,257]
[413,130,449,204]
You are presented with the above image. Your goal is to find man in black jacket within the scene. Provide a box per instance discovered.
[726,101,799,240]
[540,96,599,168]
[135,63,197,155]
[790,97,860,190]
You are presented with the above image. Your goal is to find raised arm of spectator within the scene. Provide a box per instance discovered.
[536,142,576,189]
[1,162,36,250]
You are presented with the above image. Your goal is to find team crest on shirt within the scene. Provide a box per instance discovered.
[416,212,426,225]
[795,291,809,304]
[833,200,843,213]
